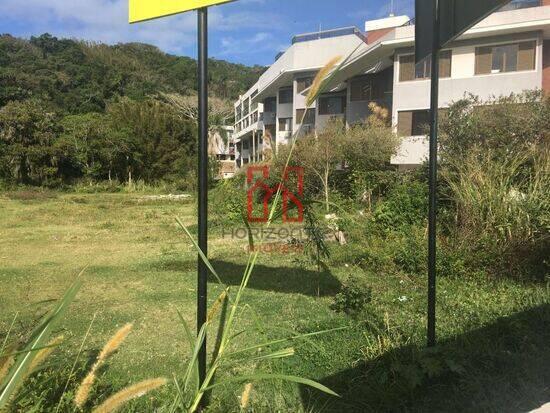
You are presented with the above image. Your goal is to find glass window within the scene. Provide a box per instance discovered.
[397,110,431,136]
[492,44,518,73]
[278,117,292,132]
[319,96,345,115]
[476,41,535,74]
[399,51,452,81]
[279,88,293,104]
[264,97,276,112]
[296,77,314,93]
[296,108,316,125]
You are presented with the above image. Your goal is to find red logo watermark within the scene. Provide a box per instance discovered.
[247,166,304,223]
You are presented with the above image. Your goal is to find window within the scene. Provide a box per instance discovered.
[318,95,346,115]
[264,97,276,112]
[350,77,373,102]
[492,44,518,72]
[350,72,390,102]
[278,117,292,132]
[475,41,536,74]
[279,88,293,104]
[242,139,249,150]
[397,110,430,136]
[296,76,314,93]
[243,98,250,116]
[399,50,452,81]
[296,108,316,125]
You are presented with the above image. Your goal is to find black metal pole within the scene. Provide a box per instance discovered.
[427,0,440,348]
[197,6,208,393]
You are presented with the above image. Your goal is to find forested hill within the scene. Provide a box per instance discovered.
[0,33,264,113]
[0,33,263,188]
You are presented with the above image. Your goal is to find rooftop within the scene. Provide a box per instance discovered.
[292,26,365,44]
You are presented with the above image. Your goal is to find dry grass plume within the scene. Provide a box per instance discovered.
[91,378,167,413]
[207,289,229,323]
[240,382,253,409]
[74,323,133,409]
[306,56,342,107]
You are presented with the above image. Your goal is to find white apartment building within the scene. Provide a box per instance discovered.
[232,0,550,168]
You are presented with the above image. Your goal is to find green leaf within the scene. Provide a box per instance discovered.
[204,373,340,397]
[247,348,295,363]
[0,274,83,409]
[227,326,347,358]
[182,322,207,393]
[175,217,225,286]
[176,308,200,394]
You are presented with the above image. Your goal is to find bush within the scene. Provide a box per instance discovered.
[210,173,247,227]
[439,91,549,163]
[332,273,373,317]
[373,180,428,231]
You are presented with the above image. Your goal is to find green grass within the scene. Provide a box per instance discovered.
[1,191,549,412]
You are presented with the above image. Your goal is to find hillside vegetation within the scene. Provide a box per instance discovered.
[0,33,263,111]
[0,34,263,187]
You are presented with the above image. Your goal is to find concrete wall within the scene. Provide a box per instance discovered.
[276,91,293,144]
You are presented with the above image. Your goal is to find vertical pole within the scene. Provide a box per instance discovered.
[427,0,440,348]
[197,6,208,396]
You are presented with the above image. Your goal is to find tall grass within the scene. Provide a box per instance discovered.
[442,145,549,275]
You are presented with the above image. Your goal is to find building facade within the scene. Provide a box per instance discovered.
[232,0,550,169]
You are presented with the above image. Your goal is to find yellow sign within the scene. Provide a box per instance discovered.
[129,0,235,23]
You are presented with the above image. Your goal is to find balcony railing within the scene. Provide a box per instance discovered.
[500,0,541,10]
[292,27,366,44]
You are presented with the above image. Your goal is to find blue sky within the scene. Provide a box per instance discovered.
[0,0,414,66]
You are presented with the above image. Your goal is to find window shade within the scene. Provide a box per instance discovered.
[518,41,536,71]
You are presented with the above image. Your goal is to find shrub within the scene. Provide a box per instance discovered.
[392,228,426,276]
[373,180,428,231]
[210,173,247,227]
[332,273,373,317]
[439,91,549,163]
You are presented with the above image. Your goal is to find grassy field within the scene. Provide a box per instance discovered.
[1,190,549,412]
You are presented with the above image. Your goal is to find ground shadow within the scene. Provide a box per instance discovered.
[300,304,550,412]
[211,260,341,297]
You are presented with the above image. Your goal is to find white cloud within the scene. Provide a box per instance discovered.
[0,0,282,55]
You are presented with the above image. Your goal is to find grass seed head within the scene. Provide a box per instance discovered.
[306,56,342,107]
[240,382,253,409]
[91,378,167,413]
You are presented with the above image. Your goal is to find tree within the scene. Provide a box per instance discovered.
[292,118,347,212]
[0,100,60,185]
[161,93,234,130]
[55,113,132,183]
[277,106,399,213]
[107,98,196,183]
